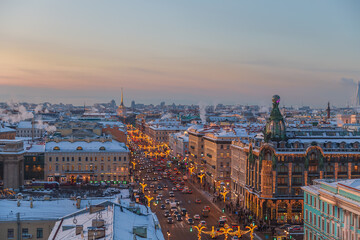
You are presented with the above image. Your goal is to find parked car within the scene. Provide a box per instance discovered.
[194,214,201,220]
[289,225,303,231]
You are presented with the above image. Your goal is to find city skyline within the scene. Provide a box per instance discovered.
[0,0,359,107]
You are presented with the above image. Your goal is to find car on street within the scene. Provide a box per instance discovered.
[186,189,193,194]
[169,192,175,198]
[204,206,211,211]
[181,208,187,216]
[218,220,225,227]
[219,216,227,222]
[200,220,206,227]
[149,184,154,188]
[194,214,201,220]
[167,217,173,224]
[164,210,170,217]
[165,199,170,204]
[160,204,166,209]
[175,199,180,205]
[176,214,182,221]
[195,199,201,204]
[172,187,177,191]
[288,225,303,231]
[279,224,291,230]
[187,218,194,225]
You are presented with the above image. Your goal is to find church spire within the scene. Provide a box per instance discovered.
[120,88,124,107]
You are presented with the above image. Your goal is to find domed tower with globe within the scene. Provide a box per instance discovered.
[264,95,286,142]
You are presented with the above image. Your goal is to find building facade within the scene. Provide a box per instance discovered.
[238,95,360,225]
[0,140,24,189]
[45,138,130,184]
[169,132,189,159]
[302,179,360,240]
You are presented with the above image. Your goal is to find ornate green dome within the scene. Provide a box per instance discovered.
[264,95,286,142]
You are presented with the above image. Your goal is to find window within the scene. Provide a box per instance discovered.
[49,157,52,162]
[108,157,110,161]
[7,229,14,238]
[124,157,127,161]
[101,165,104,171]
[53,146,60,150]
[56,157,58,162]
[55,165,59,171]
[99,146,106,151]
[76,146,83,150]
[71,157,74,162]
[62,157,65,162]
[22,228,28,235]
[78,165,81,171]
[67,157,69,162]
[119,157,122,161]
[49,165,52,171]
[37,228,43,238]
[114,157,116,161]
[85,157,88,161]
[78,157,81,162]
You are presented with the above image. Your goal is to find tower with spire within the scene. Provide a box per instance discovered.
[326,102,331,119]
[264,95,286,142]
[356,81,360,106]
[117,88,127,117]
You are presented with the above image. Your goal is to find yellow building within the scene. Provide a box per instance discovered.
[45,138,130,184]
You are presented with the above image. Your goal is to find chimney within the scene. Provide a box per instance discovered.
[76,225,83,235]
[32,117,35,142]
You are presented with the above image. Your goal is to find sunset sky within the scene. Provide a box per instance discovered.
[0,0,359,107]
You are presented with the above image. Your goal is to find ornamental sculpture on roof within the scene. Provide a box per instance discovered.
[264,95,286,142]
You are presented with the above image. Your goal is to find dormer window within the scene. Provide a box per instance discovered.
[53,146,60,150]
[99,146,106,151]
[76,146,83,150]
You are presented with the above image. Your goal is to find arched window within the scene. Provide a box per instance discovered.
[76,146,83,150]
[99,146,106,151]
[279,165,288,174]
[53,146,60,150]
[293,165,302,173]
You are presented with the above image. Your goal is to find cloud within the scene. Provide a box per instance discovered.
[340,77,357,86]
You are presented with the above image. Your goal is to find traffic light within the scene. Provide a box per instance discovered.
[190,226,193,232]
[222,208,225,213]
[156,200,159,204]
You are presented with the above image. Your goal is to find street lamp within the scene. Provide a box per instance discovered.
[167,231,170,240]
[220,190,229,203]
[245,223,257,240]
[140,182,147,193]
[145,195,153,208]
[194,224,206,240]
[199,173,205,184]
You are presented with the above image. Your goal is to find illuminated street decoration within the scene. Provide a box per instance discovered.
[198,173,205,184]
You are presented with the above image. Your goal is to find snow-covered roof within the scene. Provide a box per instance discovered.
[24,142,45,153]
[17,121,43,129]
[45,140,129,153]
[0,197,113,221]
[47,194,165,240]
[0,125,15,132]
